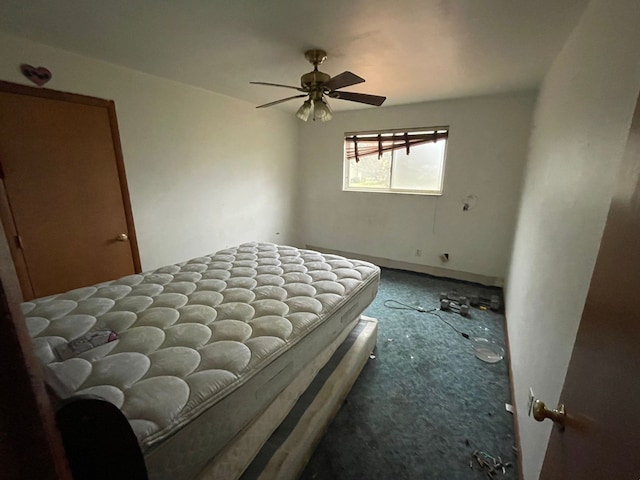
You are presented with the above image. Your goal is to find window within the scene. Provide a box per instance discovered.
[343,127,448,195]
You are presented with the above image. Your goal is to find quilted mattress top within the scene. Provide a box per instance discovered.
[22,242,379,449]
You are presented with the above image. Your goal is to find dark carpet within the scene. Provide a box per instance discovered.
[299,268,519,480]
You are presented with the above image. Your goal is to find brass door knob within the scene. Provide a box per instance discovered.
[116,233,129,242]
[532,399,566,430]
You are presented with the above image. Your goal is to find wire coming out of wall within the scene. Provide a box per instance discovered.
[462,194,478,211]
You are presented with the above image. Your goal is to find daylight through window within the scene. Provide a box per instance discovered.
[343,127,448,195]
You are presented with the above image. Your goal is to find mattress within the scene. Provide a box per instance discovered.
[22,242,380,479]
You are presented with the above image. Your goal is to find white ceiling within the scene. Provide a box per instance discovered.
[0,0,589,113]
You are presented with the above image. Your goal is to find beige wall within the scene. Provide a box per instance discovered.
[297,92,536,284]
[0,31,300,270]
[505,0,640,477]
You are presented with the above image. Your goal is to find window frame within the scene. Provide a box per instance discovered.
[342,126,449,196]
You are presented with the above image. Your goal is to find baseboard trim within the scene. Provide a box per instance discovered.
[306,245,504,287]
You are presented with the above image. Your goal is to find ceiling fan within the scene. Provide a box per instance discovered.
[250,49,386,122]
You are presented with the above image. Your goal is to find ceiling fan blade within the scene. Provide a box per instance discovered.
[250,81,305,92]
[256,94,308,108]
[322,71,365,92]
[329,91,387,106]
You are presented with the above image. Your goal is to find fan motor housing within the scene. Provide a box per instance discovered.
[301,70,331,90]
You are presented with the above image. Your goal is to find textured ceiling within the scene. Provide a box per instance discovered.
[0,0,589,112]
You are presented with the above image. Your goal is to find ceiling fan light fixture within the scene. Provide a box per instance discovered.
[251,49,386,122]
[313,98,332,122]
[296,99,313,122]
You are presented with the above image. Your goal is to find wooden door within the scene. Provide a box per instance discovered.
[0,82,140,300]
[539,93,640,478]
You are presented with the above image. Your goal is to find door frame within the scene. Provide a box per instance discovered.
[0,81,141,299]
[0,217,72,479]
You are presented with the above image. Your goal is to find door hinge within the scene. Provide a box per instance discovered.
[15,235,24,249]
